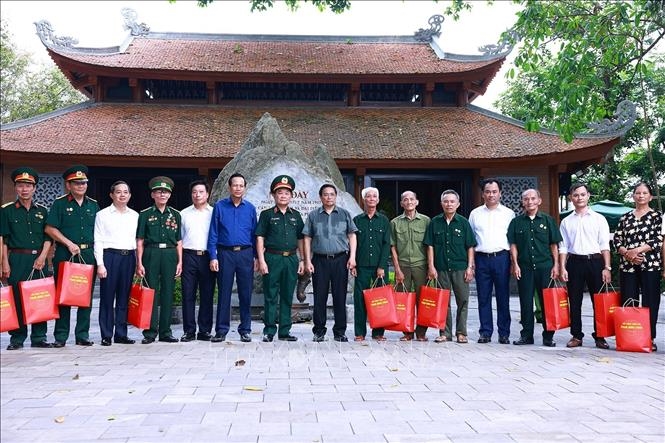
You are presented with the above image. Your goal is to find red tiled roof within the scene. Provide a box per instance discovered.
[1,103,616,163]
[51,38,502,75]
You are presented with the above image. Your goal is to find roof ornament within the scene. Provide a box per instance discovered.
[34,20,78,48]
[478,29,520,56]
[122,8,150,36]
[414,15,444,42]
[586,100,637,135]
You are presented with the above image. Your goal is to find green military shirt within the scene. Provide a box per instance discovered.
[354,212,390,268]
[255,206,304,251]
[46,193,99,262]
[390,212,430,267]
[423,213,477,271]
[1,200,50,249]
[137,205,182,246]
[507,211,562,269]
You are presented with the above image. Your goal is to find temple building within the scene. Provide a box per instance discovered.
[0,10,631,218]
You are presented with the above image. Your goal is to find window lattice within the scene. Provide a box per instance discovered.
[500,176,537,215]
[34,174,64,209]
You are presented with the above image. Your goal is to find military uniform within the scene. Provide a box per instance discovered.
[47,165,99,345]
[255,175,304,340]
[136,177,182,342]
[1,168,53,349]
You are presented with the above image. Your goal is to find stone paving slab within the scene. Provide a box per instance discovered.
[2,294,664,442]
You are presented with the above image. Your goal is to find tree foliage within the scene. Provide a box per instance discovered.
[1,19,85,124]
[189,0,352,14]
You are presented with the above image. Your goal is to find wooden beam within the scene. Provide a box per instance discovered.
[548,165,560,222]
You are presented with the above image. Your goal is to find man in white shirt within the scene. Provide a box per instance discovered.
[559,182,611,349]
[468,178,515,344]
[94,181,139,346]
[180,180,216,342]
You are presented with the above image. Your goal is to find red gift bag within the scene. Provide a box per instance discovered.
[593,282,621,338]
[363,278,398,328]
[417,279,450,329]
[1,282,19,333]
[127,278,155,329]
[543,280,570,330]
[57,255,94,307]
[614,299,651,353]
[19,270,59,324]
[386,284,416,333]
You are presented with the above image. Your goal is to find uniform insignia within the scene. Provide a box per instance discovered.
[281,177,288,184]
[2,201,13,208]
[66,207,73,212]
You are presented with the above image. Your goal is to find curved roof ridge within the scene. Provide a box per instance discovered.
[1,101,96,131]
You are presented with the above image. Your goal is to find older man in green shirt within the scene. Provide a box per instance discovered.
[507,188,562,347]
[390,190,431,341]
[136,176,183,344]
[1,167,53,350]
[424,189,476,343]
[352,187,391,342]
[255,175,304,342]
[46,165,99,347]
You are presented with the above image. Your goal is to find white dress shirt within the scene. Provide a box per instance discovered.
[558,208,610,255]
[93,204,139,266]
[180,204,213,250]
[469,204,515,253]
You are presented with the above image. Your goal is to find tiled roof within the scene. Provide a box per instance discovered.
[50,37,502,75]
[1,103,616,163]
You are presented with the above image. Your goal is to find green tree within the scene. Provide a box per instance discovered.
[186,0,352,14]
[1,19,85,124]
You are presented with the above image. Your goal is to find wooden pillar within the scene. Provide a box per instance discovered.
[422,82,435,107]
[457,81,469,106]
[129,78,143,102]
[355,167,366,203]
[548,165,560,222]
[348,82,360,107]
[206,81,217,104]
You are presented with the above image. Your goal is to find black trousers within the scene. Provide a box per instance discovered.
[566,256,603,340]
[311,253,348,337]
[620,269,661,339]
[99,249,135,340]
[181,250,216,335]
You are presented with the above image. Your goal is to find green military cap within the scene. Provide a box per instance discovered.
[271,175,295,193]
[11,167,39,185]
[149,176,174,192]
[63,164,89,182]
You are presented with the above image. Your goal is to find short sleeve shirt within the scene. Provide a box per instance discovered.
[302,206,357,255]
[390,212,430,267]
[46,194,99,262]
[255,206,304,251]
[136,205,182,246]
[0,200,50,249]
[423,213,477,271]
[353,212,391,268]
[614,210,663,272]
[507,211,562,269]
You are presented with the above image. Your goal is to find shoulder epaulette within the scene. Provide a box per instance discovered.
[35,202,48,209]
[169,207,181,214]
[1,201,14,208]
[54,194,68,200]
[86,196,98,203]
[140,207,152,213]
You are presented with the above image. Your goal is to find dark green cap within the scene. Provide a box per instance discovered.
[271,175,295,193]
[149,176,174,192]
[63,165,89,182]
[11,167,39,185]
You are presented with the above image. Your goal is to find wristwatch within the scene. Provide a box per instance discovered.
[604,266,612,271]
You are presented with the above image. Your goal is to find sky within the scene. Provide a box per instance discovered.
[1,0,522,110]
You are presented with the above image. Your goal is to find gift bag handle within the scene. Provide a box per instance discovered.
[598,281,617,294]
[426,278,442,289]
[69,253,87,265]
[547,278,564,289]
[370,277,386,289]
[26,268,46,281]
[393,281,407,292]
[622,298,639,308]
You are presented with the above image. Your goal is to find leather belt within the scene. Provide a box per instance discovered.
[78,243,93,250]
[105,248,134,256]
[146,243,175,249]
[568,253,602,260]
[476,250,509,257]
[184,249,208,256]
[219,245,251,252]
[266,248,298,257]
[9,248,42,255]
[314,251,347,259]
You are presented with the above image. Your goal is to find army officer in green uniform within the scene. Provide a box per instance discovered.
[46,165,99,347]
[136,176,182,344]
[255,175,305,342]
[1,168,54,350]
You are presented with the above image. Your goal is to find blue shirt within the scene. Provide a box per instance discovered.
[207,197,257,260]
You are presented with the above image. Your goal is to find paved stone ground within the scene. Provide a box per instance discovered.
[1,293,664,443]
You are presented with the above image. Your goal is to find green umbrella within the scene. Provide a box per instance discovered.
[560,200,632,231]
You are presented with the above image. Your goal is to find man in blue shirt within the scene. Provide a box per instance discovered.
[208,173,257,343]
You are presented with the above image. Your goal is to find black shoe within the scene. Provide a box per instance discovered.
[333,335,348,342]
[313,334,326,342]
[542,339,556,347]
[513,337,534,345]
[159,335,178,343]
[180,333,196,342]
[211,333,226,343]
[278,335,298,342]
[595,338,610,350]
[240,333,252,343]
[477,336,491,344]
[262,334,274,342]
[53,341,66,348]
[6,343,23,350]
[498,336,510,344]
[652,340,657,352]
[197,332,212,341]
[76,339,94,346]
[101,338,112,346]
[141,337,155,344]
[31,341,54,348]
[114,336,135,344]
